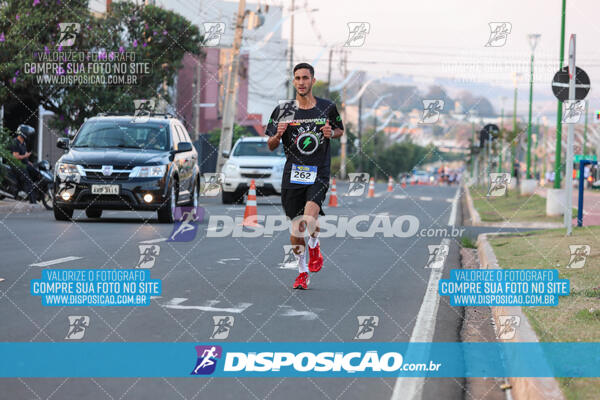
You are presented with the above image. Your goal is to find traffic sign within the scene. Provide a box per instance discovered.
[479,124,499,147]
[552,66,590,102]
[574,154,597,163]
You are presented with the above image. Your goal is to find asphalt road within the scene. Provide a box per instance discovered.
[0,181,500,400]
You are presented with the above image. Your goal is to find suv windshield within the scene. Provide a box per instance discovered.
[72,120,169,151]
[233,141,284,157]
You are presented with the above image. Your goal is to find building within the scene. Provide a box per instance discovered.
[157,0,287,136]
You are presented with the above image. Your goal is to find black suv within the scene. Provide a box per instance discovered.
[53,114,199,223]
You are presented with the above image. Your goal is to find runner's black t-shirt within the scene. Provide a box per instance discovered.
[265,97,343,189]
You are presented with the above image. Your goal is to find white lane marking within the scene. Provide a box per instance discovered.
[139,238,167,244]
[161,298,251,313]
[279,305,320,321]
[391,238,451,400]
[29,256,82,267]
[217,258,241,265]
[448,186,460,226]
[150,296,162,300]
[445,198,453,203]
[392,189,459,400]
[0,278,5,282]
[374,193,383,198]
[419,196,433,201]
[393,195,407,200]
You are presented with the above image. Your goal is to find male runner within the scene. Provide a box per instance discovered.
[266,63,344,289]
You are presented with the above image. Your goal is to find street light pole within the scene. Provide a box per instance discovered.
[583,99,588,155]
[512,72,520,177]
[499,96,506,172]
[554,0,567,188]
[526,34,541,179]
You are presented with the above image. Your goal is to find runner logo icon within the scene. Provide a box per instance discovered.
[191,345,222,375]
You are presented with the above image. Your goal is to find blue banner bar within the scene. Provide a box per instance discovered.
[1,342,600,377]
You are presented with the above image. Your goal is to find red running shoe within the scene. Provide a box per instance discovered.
[293,272,309,289]
[308,243,324,272]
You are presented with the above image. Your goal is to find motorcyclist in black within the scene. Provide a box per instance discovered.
[9,126,37,203]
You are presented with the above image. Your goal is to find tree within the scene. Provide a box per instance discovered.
[0,1,202,134]
[207,124,252,148]
[424,85,454,113]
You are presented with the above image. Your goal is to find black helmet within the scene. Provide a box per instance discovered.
[16,124,35,138]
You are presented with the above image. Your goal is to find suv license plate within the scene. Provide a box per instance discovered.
[91,184,120,195]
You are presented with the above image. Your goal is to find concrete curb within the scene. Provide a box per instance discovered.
[0,200,47,215]
[464,185,562,229]
[477,233,565,400]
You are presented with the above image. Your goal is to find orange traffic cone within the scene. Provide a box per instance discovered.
[367,177,375,198]
[387,176,394,192]
[401,176,407,188]
[243,179,259,226]
[328,178,338,207]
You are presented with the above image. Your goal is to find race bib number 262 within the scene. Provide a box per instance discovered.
[290,164,317,185]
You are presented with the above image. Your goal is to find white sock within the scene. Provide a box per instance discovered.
[297,251,308,273]
[308,235,319,249]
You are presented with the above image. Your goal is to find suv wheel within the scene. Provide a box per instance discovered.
[222,190,244,204]
[187,177,199,208]
[222,191,234,204]
[53,204,74,221]
[85,208,102,218]
[158,183,177,223]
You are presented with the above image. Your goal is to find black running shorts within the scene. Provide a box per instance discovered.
[281,180,328,219]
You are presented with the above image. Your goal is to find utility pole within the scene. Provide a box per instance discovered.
[192,57,201,141]
[287,0,295,98]
[327,48,333,96]
[216,0,246,173]
[358,73,364,173]
[554,0,567,189]
[340,50,347,179]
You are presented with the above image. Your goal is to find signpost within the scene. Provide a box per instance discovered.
[550,34,591,235]
[577,160,598,226]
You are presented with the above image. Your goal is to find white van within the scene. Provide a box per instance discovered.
[221,137,285,204]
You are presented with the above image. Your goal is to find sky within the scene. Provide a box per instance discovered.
[150,0,600,121]
[276,0,600,119]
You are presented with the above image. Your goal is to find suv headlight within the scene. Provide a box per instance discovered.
[56,163,85,181]
[130,165,167,178]
[223,163,238,175]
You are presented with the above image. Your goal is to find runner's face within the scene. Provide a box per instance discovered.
[293,69,314,97]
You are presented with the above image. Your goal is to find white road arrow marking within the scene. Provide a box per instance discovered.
[217,258,241,265]
[29,256,82,267]
[161,298,251,313]
[279,306,321,321]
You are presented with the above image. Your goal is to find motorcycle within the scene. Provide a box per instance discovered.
[0,125,54,210]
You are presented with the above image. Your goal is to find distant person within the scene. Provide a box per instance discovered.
[513,162,520,186]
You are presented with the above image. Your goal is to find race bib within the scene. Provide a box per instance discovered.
[290,164,317,185]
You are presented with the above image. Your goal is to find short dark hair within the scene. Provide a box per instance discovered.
[293,63,314,77]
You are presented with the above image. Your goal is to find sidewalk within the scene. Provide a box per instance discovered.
[536,186,600,226]
[0,199,46,215]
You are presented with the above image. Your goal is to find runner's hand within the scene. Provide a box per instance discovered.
[276,122,288,138]
[321,120,332,138]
